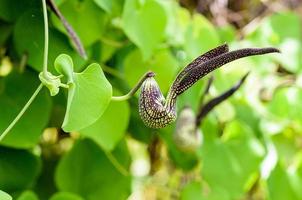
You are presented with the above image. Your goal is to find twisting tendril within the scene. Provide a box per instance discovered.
[138,43,280,129]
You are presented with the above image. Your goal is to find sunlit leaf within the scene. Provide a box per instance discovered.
[267,163,300,200]
[62,63,112,132]
[268,87,302,123]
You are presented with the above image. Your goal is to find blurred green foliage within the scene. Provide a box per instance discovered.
[0,0,302,199]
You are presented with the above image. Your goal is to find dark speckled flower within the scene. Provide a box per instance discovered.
[139,44,280,129]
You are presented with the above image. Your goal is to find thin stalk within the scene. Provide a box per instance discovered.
[111,71,155,101]
[42,0,49,75]
[0,84,44,141]
[105,151,129,176]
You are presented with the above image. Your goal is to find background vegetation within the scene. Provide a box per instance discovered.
[0,0,302,199]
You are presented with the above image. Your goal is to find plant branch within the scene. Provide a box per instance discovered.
[0,84,44,141]
[111,71,155,101]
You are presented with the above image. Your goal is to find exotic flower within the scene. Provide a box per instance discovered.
[138,44,279,128]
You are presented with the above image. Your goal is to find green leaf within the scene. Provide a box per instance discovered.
[122,0,168,59]
[180,182,203,200]
[162,2,185,46]
[0,71,52,148]
[247,12,302,73]
[0,0,37,22]
[17,190,39,200]
[0,147,41,193]
[276,38,302,73]
[124,48,178,94]
[50,192,84,200]
[52,0,108,47]
[93,0,112,13]
[0,190,12,200]
[80,90,130,151]
[201,121,265,199]
[267,163,300,200]
[268,87,302,123]
[13,9,84,72]
[184,14,219,60]
[62,63,112,132]
[55,139,131,200]
[217,25,236,43]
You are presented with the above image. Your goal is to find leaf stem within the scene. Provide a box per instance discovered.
[42,0,49,75]
[105,151,129,176]
[111,71,155,101]
[0,84,44,141]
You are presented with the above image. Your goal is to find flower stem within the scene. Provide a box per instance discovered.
[0,84,44,141]
[42,0,49,75]
[111,71,155,101]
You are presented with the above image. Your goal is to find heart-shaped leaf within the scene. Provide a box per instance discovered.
[62,63,112,132]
